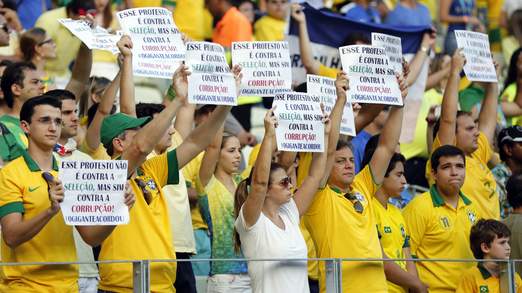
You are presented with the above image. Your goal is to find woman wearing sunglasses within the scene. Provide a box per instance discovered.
[19,28,56,91]
[197,122,249,292]
[233,106,330,293]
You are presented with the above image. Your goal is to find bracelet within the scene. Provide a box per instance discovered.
[166,85,176,101]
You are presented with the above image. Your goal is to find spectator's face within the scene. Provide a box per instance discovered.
[484,236,511,260]
[329,146,355,188]
[456,115,479,155]
[15,69,45,102]
[35,35,57,59]
[156,122,174,154]
[267,168,293,204]
[60,99,79,139]
[504,142,522,164]
[267,0,288,21]
[113,128,138,154]
[21,105,62,149]
[238,1,255,23]
[382,161,406,197]
[432,155,465,195]
[218,136,241,174]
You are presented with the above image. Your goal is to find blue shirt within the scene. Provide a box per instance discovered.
[352,130,372,174]
[17,0,53,29]
[385,3,432,27]
[345,4,382,24]
[448,0,474,32]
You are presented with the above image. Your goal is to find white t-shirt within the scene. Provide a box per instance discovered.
[235,199,309,293]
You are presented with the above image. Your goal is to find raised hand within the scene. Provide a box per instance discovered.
[320,103,331,135]
[335,71,349,100]
[232,64,243,97]
[291,3,306,24]
[171,63,191,103]
[117,35,133,58]
[396,73,408,101]
[264,107,278,137]
[451,48,466,73]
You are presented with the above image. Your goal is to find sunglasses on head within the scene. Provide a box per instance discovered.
[344,193,364,213]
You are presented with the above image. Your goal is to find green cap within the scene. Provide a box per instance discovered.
[100,113,151,148]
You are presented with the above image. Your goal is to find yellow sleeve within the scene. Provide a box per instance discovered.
[352,165,379,199]
[79,140,111,160]
[296,152,312,188]
[318,64,339,79]
[0,167,24,217]
[182,152,203,187]
[305,186,329,216]
[141,150,179,187]
[471,132,492,165]
[402,196,428,257]
[455,270,476,293]
[516,273,522,293]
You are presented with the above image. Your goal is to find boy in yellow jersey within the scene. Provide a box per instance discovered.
[0,95,134,292]
[254,0,289,41]
[457,219,522,292]
[95,63,242,292]
[304,70,410,293]
[426,49,500,219]
[404,145,480,292]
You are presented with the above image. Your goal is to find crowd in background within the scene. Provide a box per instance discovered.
[0,0,521,293]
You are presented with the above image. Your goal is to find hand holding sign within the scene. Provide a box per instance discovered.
[320,103,331,135]
[264,107,278,137]
[171,63,191,102]
[123,182,136,210]
[42,172,64,215]
[232,64,243,97]
[451,49,466,74]
[117,35,133,58]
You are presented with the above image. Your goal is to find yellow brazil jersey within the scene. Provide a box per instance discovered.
[174,0,210,41]
[372,198,409,293]
[254,15,286,41]
[304,165,387,293]
[182,152,208,230]
[403,186,479,293]
[318,64,338,79]
[426,132,500,219]
[98,151,179,293]
[0,153,78,292]
[79,140,111,160]
[457,265,522,293]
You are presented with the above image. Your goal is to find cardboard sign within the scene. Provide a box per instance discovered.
[59,160,129,225]
[339,45,402,106]
[117,7,186,79]
[306,74,356,136]
[232,41,292,96]
[186,42,237,105]
[273,93,324,152]
[371,32,403,74]
[454,30,497,82]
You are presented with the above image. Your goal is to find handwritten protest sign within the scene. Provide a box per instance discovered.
[232,41,292,96]
[117,7,185,79]
[273,93,324,152]
[371,33,403,74]
[339,45,402,106]
[58,19,120,54]
[454,30,497,82]
[306,74,356,136]
[58,19,96,48]
[186,42,237,105]
[59,160,129,225]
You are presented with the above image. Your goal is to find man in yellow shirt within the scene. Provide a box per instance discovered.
[254,0,288,41]
[457,219,522,293]
[427,49,500,219]
[304,72,412,292]
[404,145,480,292]
[96,63,240,292]
[0,95,130,292]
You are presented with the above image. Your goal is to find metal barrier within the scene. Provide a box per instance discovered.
[1,257,521,292]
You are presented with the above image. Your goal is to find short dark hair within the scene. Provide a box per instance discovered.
[506,173,522,209]
[336,139,352,152]
[135,103,165,119]
[361,134,405,177]
[1,62,37,108]
[45,89,76,102]
[0,59,13,68]
[430,145,466,171]
[20,95,62,124]
[469,219,511,259]
[66,0,95,15]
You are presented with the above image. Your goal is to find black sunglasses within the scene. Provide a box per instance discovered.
[344,193,364,213]
[38,38,54,46]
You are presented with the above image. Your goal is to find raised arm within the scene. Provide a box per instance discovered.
[291,4,320,75]
[369,74,408,184]
[406,32,435,86]
[477,72,499,144]
[122,64,189,175]
[119,35,136,117]
[65,42,93,102]
[294,106,330,216]
[437,49,465,146]
[174,65,242,169]
[319,72,348,187]
[198,125,224,188]
[241,109,277,227]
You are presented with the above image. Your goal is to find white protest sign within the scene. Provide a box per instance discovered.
[454,30,497,82]
[186,42,237,105]
[59,160,129,226]
[232,41,292,96]
[117,7,186,79]
[371,33,403,74]
[91,32,121,54]
[306,74,356,136]
[58,19,120,54]
[58,19,95,48]
[273,93,324,152]
[339,45,402,106]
